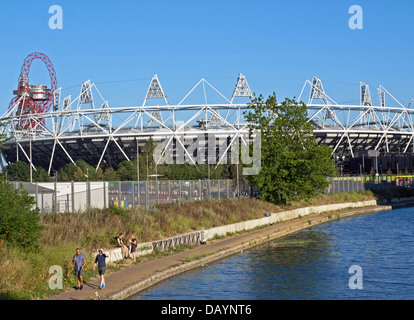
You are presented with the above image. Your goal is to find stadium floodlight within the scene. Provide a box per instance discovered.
[231,73,253,104]
[98,101,110,121]
[144,75,169,126]
[145,74,168,101]
[53,88,61,111]
[309,76,328,104]
[378,86,386,108]
[63,95,71,111]
[80,80,93,106]
[360,82,372,107]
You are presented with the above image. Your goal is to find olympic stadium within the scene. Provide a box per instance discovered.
[1,52,414,176]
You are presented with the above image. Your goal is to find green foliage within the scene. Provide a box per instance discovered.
[0,120,11,149]
[117,160,137,181]
[56,162,77,181]
[3,161,31,181]
[370,186,414,201]
[103,167,119,181]
[108,204,128,217]
[3,162,52,182]
[0,181,43,248]
[33,167,52,182]
[245,93,336,204]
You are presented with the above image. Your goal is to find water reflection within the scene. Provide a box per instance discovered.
[243,231,334,299]
[133,207,414,300]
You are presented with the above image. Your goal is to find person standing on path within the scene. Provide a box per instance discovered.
[72,248,86,290]
[93,248,109,289]
[129,235,137,262]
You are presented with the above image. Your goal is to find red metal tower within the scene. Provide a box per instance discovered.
[8,52,57,130]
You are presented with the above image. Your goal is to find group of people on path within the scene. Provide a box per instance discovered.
[72,247,108,291]
[71,233,138,291]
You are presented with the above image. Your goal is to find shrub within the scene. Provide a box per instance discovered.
[0,181,43,248]
[108,204,128,217]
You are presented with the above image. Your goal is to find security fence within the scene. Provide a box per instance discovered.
[108,179,251,208]
[325,175,414,194]
[11,179,252,213]
[11,175,414,213]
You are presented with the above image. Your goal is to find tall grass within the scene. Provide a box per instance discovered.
[38,198,283,251]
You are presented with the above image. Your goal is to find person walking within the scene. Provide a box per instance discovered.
[72,248,86,290]
[93,248,109,289]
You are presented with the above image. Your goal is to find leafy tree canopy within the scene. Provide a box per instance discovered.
[245,93,336,204]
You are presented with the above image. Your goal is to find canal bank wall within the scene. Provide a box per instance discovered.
[99,200,378,264]
[202,199,378,241]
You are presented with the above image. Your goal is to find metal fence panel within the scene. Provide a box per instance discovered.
[15,175,414,214]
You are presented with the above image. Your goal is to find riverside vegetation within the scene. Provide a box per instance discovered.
[0,186,377,300]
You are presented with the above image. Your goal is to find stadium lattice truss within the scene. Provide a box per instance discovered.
[1,68,414,174]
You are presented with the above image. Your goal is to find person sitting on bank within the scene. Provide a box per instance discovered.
[116,233,129,259]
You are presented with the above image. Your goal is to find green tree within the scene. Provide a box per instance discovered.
[0,182,43,248]
[73,167,87,181]
[33,167,52,182]
[0,120,11,149]
[103,167,119,181]
[117,160,137,181]
[140,138,156,179]
[57,162,77,181]
[74,160,99,181]
[96,167,104,180]
[4,161,30,181]
[245,93,336,204]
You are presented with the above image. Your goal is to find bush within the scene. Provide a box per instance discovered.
[108,204,128,217]
[0,181,43,248]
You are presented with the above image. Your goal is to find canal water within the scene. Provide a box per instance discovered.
[132,207,414,300]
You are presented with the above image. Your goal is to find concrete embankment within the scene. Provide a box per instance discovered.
[47,199,407,301]
[100,199,379,265]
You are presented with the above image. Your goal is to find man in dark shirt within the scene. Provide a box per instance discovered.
[93,248,109,289]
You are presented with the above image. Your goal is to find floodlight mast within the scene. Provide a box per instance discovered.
[360,82,372,107]
[144,74,169,126]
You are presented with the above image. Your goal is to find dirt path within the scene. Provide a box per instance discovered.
[46,205,391,300]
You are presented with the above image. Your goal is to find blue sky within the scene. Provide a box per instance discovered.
[1,0,413,110]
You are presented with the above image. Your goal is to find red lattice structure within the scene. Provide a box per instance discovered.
[8,52,57,130]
